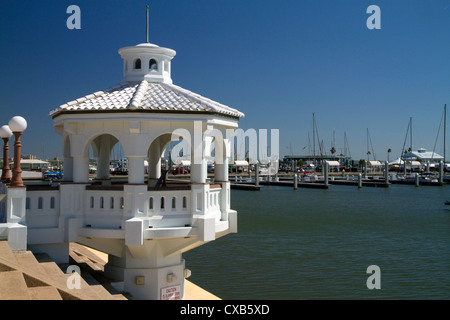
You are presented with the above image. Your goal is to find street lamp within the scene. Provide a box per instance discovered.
[0,125,12,183]
[8,116,27,188]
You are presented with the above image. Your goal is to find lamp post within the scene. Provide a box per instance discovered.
[0,125,12,183]
[8,116,27,188]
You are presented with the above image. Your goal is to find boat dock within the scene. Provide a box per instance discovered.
[230,183,261,190]
[260,180,329,189]
[229,173,448,190]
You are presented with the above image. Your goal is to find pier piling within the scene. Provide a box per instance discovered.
[358,173,362,188]
[293,174,298,190]
[255,163,260,188]
[384,161,389,186]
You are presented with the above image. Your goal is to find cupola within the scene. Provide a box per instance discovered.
[119,42,176,83]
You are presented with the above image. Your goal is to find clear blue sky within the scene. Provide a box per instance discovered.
[1,0,450,162]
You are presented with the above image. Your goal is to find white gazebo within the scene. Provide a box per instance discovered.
[2,36,244,300]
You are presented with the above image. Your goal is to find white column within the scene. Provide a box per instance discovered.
[214,157,228,182]
[62,136,73,182]
[191,122,207,184]
[128,156,145,184]
[104,245,187,300]
[96,135,111,180]
[72,155,89,183]
[190,159,207,183]
[148,139,161,180]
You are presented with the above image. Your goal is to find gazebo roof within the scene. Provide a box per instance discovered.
[49,80,245,119]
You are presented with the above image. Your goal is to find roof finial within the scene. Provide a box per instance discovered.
[146,5,149,43]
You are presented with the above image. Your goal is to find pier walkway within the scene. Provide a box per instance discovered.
[0,241,220,300]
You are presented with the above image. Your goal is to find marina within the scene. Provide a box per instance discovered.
[185,183,450,300]
[2,1,450,303]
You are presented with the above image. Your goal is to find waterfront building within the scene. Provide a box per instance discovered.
[282,154,353,171]
[1,36,244,299]
[401,148,443,164]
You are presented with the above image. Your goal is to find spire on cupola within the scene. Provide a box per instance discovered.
[119,5,176,84]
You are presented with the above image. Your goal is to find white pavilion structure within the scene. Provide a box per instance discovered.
[0,37,244,300]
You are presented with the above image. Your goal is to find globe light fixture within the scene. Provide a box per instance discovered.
[0,125,13,183]
[8,116,27,132]
[8,116,27,188]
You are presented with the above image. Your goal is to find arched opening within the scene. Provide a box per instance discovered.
[63,135,73,182]
[84,133,123,184]
[149,197,154,210]
[172,196,176,209]
[149,59,158,70]
[134,58,141,69]
[147,133,177,187]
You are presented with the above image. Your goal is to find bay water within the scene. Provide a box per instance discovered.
[185,184,450,299]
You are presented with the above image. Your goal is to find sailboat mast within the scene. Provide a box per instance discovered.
[367,128,369,161]
[410,117,413,152]
[312,113,315,158]
[444,104,446,163]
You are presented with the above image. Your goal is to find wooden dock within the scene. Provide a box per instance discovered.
[259,180,329,189]
[329,179,389,188]
[230,183,261,190]
[229,174,448,191]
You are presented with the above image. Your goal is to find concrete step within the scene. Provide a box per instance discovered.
[27,286,63,300]
[34,253,67,278]
[68,252,128,300]
[0,270,31,300]
[33,256,103,300]
[78,268,126,300]
[56,263,105,300]
[1,241,130,300]
[0,240,17,264]
[14,251,47,276]
[70,250,104,272]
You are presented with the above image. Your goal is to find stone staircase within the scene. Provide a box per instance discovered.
[0,241,131,300]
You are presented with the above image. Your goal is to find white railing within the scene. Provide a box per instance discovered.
[25,190,60,228]
[207,186,222,221]
[84,189,124,229]
[147,189,190,216]
[22,183,227,231]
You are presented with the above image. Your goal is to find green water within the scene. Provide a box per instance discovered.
[184,184,450,299]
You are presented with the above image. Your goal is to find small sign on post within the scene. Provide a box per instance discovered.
[161,285,182,300]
